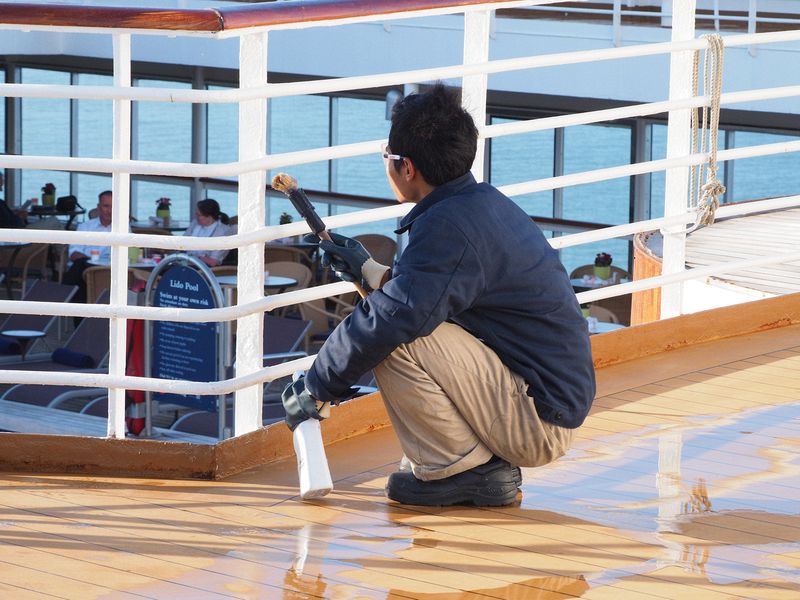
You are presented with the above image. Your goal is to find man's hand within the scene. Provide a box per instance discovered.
[318,232,390,292]
[281,376,328,431]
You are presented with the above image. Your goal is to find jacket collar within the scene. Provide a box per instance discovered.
[395,172,477,234]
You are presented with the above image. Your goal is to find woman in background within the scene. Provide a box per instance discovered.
[183,199,234,267]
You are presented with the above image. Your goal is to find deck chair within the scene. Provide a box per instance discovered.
[1,243,50,298]
[262,314,311,398]
[0,289,110,372]
[170,408,233,439]
[589,304,620,324]
[1,385,106,409]
[265,243,314,270]
[354,233,397,267]
[0,280,78,359]
[83,266,150,306]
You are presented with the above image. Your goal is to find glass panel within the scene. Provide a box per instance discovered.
[134,79,192,221]
[74,175,112,226]
[136,181,191,223]
[731,130,800,202]
[76,73,112,160]
[331,97,391,197]
[489,117,555,218]
[561,124,632,275]
[650,123,667,219]
[0,68,4,159]
[330,97,393,237]
[207,84,237,168]
[267,95,330,225]
[20,68,71,204]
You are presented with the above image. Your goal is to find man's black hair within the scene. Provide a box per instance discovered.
[388,83,478,186]
[98,190,112,202]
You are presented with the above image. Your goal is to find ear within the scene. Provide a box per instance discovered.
[402,158,417,182]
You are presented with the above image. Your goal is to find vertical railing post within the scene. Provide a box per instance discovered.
[108,33,132,438]
[660,0,696,320]
[191,66,208,214]
[748,0,758,57]
[463,10,491,182]
[613,0,622,47]
[234,32,268,436]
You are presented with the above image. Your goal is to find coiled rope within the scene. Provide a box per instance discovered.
[689,34,726,231]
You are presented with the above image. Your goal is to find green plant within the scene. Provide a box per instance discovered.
[594,252,612,267]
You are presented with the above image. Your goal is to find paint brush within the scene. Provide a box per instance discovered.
[271,173,367,299]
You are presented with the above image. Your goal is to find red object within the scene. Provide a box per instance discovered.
[125,319,146,435]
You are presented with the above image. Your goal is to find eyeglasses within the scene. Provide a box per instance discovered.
[381,143,406,163]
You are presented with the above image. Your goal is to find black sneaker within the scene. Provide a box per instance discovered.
[385,455,520,507]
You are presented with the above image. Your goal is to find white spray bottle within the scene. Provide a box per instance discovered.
[291,371,333,499]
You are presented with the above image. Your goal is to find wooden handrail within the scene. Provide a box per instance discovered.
[0,0,525,33]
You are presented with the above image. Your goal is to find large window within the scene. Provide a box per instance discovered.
[731,130,800,202]
[266,94,330,226]
[134,78,192,222]
[20,68,71,204]
[489,117,555,218]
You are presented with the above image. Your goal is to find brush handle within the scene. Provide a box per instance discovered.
[274,176,368,298]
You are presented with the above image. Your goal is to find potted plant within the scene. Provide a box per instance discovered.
[594,252,612,280]
[41,182,56,208]
[155,197,171,225]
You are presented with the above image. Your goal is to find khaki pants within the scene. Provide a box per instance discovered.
[374,322,574,481]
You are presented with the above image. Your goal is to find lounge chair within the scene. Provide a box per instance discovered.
[0,280,78,359]
[0,289,110,372]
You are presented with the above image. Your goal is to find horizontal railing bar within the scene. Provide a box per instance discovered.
[0,138,386,178]
[577,248,800,304]
[550,194,800,249]
[0,1,550,34]
[0,27,798,106]
[0,354,316,395]
[4,244,798,397]
[0,280,357,322]
[0,203,409,247]
[3,130,799,188]
[483,85,800,139]
[498,139,800,197]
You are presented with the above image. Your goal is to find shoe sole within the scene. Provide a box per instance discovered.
[386,478,519,507]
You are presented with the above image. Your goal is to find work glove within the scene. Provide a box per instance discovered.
[281,376,330,432]
[318,232,390,292]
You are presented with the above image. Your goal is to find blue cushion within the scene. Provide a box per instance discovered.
[52,348,95,368]
[0,338,21,355]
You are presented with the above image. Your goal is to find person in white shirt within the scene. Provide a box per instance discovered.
[63,190,113,304]
[183,198,234,267]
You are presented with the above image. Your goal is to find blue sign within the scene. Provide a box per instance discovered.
[151,264,219,411]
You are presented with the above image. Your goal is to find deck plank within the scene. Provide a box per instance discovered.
[1,324,799,598]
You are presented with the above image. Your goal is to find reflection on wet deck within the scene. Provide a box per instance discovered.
[1,325,798,598]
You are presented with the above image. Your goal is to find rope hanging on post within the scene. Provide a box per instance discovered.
[689,34,726,230]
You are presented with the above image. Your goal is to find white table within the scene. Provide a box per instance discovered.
[1,329,46,360]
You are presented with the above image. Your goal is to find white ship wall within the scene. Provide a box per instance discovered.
[1,10,798,115]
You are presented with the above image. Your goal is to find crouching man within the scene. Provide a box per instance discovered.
[282,83,595,507]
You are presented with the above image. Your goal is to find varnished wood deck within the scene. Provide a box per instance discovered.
[1,317,799,597]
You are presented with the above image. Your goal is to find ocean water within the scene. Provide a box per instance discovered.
[6,68,800,275]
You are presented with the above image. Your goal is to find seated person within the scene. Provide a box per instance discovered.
[183,198,234,267]
[63,190,113,304]
[0,172,28,228]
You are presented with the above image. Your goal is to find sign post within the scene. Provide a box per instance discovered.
[143,255,226,439]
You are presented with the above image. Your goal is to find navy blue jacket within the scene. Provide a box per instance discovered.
[306,173,596,428]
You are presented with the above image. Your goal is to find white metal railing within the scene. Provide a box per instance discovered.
[0,0,798,442]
